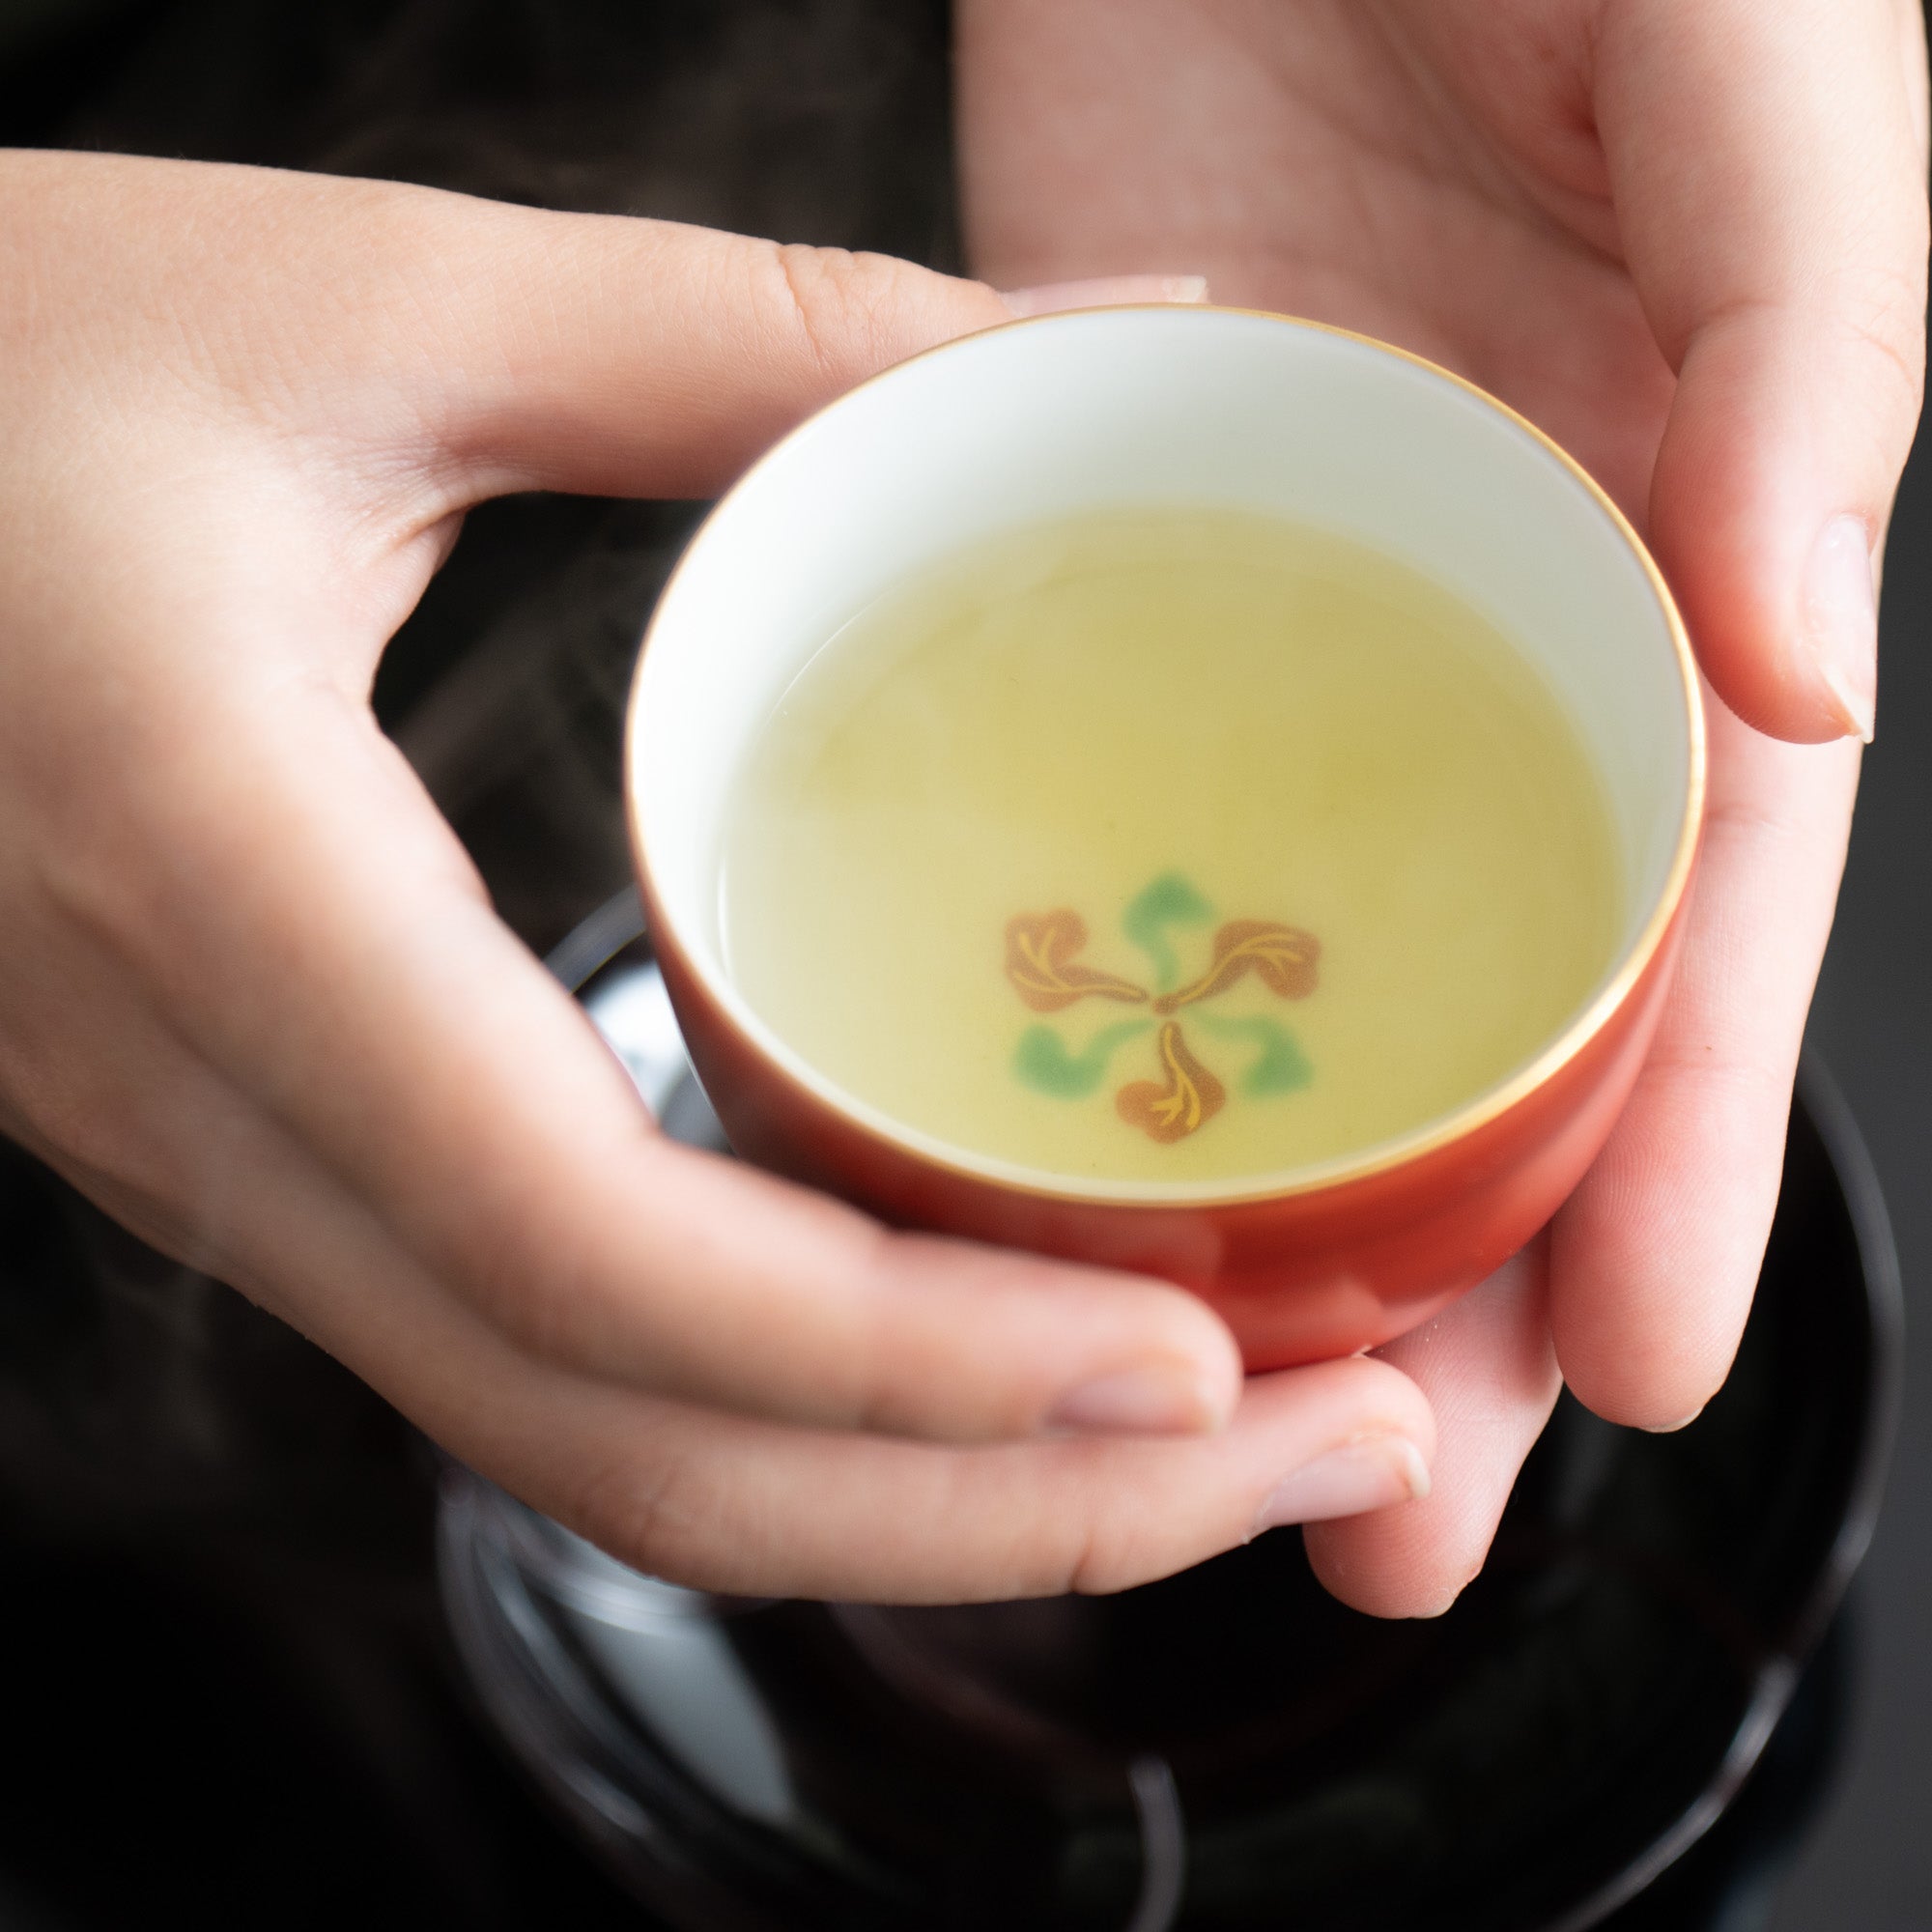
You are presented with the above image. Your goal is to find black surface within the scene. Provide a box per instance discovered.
[0,1059,1890,1932]
[1774,404,1932,1922]
[439,990,1893,1929]
[0,1146,640,1928]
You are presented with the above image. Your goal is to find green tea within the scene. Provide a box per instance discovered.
[716,509,1623,1186]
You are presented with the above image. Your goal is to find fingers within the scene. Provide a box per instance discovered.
[404,192,1015,502]
[1309,709,1858,1620]
[0,150,1013,511]
[21,940,1433,1603]
[1303,1243,1560,1619]
[1596,0,1929,742]
[4,151,1252,1450]
[1549,702,1860,1428]
[289,1147,1436,1602]
[31,1018,1434,1605]
[54,682,1243,1445]
[539,1357,1432,1604]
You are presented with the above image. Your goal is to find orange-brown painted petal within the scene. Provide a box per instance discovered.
[1005,911,1149,1013]
[1154,920,1320,1012]
[1116,1021,1226,1144]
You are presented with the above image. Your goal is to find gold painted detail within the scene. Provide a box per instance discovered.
[1155,921,1319,1012]
[1005,883,1320,1144]
[1004,911,1151,1012]
[1118,1022,1226,1143]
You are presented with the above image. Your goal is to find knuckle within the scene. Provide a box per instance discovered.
[844,1231,1047,1441]
[769,241,870,380]
[766,242,934,387]
[1846,298,1926,427]
[456,1209,608,1368]
[1819,245,1929,430]
[844,1231,942,1435]
[1,1010,144,1190]
[1065,1514,1161,1598]
[8,1084,212,1271]
[1055,1469,1181,1598]
[568,1442,719,1585]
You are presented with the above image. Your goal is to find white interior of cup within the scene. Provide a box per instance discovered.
[628,307,1700,1196]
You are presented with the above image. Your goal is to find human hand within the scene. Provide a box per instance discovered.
[957,0,1928,1613]
[0,150,1445,1602]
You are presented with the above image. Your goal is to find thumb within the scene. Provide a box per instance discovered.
[371,183,1014,504]
[26,153,1013,508]
[1598,0,1929,743]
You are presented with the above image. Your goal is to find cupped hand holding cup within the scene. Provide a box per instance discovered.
[0,152,1435,1610]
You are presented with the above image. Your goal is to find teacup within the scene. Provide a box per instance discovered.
[623,307,1703,1368]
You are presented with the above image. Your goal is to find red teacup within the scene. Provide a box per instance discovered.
[625,308,1703,1368]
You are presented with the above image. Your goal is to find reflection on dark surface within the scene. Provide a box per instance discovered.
[0,1082,1880,1929]
[434,923,1892,1931]
[0,1,1921,1924]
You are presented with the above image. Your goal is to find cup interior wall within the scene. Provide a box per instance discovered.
[631,308,1693,1099]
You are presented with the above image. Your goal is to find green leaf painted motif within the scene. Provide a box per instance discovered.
[1014,1019,1153,1097]
[1195,1013,1314,1096]
[1122,871,1213,993]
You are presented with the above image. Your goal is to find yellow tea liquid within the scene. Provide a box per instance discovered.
[717,509,1623,1185]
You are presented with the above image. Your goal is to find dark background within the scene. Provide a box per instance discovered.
[0,2,1925,1925]
[1769,361,1932,1927]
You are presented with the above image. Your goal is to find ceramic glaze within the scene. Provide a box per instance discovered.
[625,307,1703,1366]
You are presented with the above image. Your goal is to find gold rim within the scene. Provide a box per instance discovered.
[624,304,1707,1208]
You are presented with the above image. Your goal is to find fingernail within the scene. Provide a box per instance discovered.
[1252,1435,1432,1534]
[1802,514,1878,743]
[1043,1364,1223,1436]
[1001,274,1209,318]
